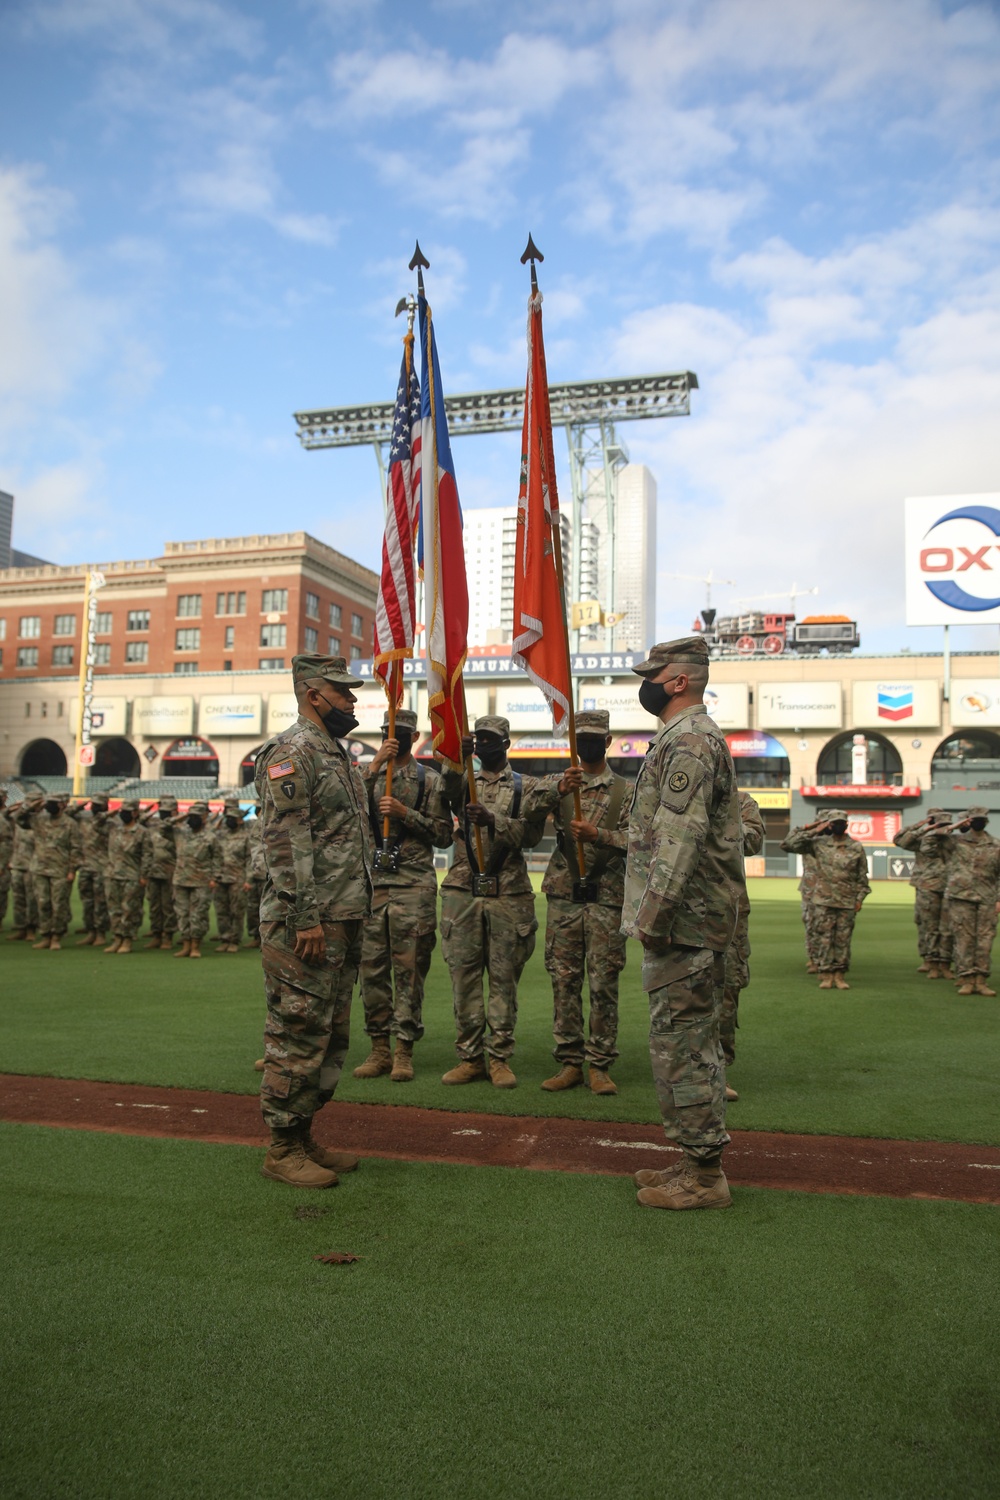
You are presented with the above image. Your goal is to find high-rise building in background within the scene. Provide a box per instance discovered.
[0,492,12,571]
[577,463,657,653]
[464,505,571,646]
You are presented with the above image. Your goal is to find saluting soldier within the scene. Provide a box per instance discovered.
[719,790,765,1101]
[104,799,149,955]
[782,810,870,989]
[212,797,250,954]
[893,809,954,978]
[171,801,216,958]
[6,804,38,941]
[624,637,745,1212]
[69,796,111,946]
[533,709,632,1097]
[922,805,1000,996]
[245,807,265,948]
[140,796,178,950]
[800,848,819,973]
[254,654,372,1189]
[28,795,81,952]
[354,708,453,1083]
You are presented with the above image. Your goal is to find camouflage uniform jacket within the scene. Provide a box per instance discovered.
[142,819,177,881]
[9,820,35,873]
[361,757,453,892]
[171,825,216,888]
[0,810,13,876]
[214,824,250,885]
[106,820,149,878]
[255,714,373,928]
[30,810,82,878]
[737,791,765,918]
[248,817,267,881]
[923,828,1000,905]
[535,766,633,908]
[72,808,110,873]
[894,823,948,893]
[798,848,817,900]
[622,704,745,952]
[441,765,548,898]
[781,828,870,908]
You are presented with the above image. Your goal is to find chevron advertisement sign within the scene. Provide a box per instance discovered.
[877,683,914,722]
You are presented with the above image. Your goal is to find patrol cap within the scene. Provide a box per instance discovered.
[576,710,611,734]
[188,800,209,816]
[966,805,990,819]
[474,715,511,739]
[158,796,178,812]
[292,653,365,691]
[382,708,418,731]
[825,808,849,823]
[223,797,242,813]
[926,807,949,824]
[632,636,710,677]
[121,799,140,813]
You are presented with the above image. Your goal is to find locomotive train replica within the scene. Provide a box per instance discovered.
[692,609,861,657]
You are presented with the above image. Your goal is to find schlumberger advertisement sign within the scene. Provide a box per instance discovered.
[905,494,1000,625]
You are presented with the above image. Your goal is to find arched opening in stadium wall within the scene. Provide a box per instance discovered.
[932,730,1000,783]
[240,747,263,786]
[93,737,141,779]
[161,737,220,780]
[817,732,903,786]
[19,738,68,776]
[725,731,790,788]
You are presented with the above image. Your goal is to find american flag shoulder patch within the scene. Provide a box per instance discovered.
[268,760,296,780]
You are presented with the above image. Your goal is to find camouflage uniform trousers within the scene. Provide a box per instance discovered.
[948,898,998,979]
[0,867,10,925]
[10,869,37,930]
[811,904,857,973]
[213,882,246,944]
[145,876,176,937]
[440,889,538,1063]
[259,917,362,1130]
[34,874,73,937]
[174,885,212,943]
[105,875,145,940]
[543,897,625,1068]
[720,911,750,1069]
[642,943,729,1164]
[914,889,954,966]
[245,879,264,941]
[801,898,818,963]
[360,884,437,1043]
[78,868,109,933]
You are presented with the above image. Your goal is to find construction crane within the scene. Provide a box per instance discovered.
[731,582,819,614]
[664,570,736,614]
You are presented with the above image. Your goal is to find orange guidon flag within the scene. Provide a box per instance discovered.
[511,288,571,727]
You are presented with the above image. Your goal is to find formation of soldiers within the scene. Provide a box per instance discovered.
[0,788,264,958]
[894,806,1000,996]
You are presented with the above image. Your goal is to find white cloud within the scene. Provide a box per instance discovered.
[27,0,261,60]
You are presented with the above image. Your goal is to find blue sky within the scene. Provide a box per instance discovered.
[2,0,1000,654]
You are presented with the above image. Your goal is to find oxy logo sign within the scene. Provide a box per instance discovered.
[905,494,1000,626]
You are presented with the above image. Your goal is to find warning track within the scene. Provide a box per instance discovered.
[2,1073,998,1206]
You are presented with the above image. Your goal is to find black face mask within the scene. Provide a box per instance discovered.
[829,821,848,835]
[577,736,607,764]
[475,739,506,771]
[120,810,134,825]
[318,695,358,740]
[92,804,108,816]
[225,816,240,830]
[384,729,413,757]
[187,815,203,831]
[18,814,31,828]
[160,809,173,821]
[638,679,672,718]
[45,801,60,816]
[970,818,988,831]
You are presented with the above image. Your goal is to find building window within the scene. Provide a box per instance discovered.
[351,612,363,638]
[329,603,342,630]
[52,645,74,667]
[127,610,150,632]
[350,644,361,660]
[305,592,320,619]
[174,661,198,674]
[125,641,149,663]
[328,636,341,655]
[19,616,41,638]
[0,618,6,640]
[95,612,112,635]
[93,643,111,666]
[817,733,903,787]
[0,648,3,666]
[224,625,235,650]
[259,658,285,671]
[216,591,247,616]
[175,628,200,651]
[262,589,288,614]
[304,626,319,653]
[177,594,202,618]
[53,614,76,637]
[17,647,39,668]
[260,623,286,648]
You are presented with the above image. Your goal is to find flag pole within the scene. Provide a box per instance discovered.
[521,237,586,878]
[382,658,401,843]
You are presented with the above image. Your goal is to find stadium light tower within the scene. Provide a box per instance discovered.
[730,582,820,615]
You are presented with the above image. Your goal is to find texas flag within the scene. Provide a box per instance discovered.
[877,683,914,721]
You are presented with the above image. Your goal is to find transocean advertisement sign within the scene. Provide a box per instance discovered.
[905,493,1000,626]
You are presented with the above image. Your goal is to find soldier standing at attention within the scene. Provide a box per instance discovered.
[354,708,453,1083]
[893,809,954,979]
[532,709,632,1097]
[140,796,178,950]
[719,790,765,1102]
[29,795,81,952]
[922,806,1000,996]
[782,811,870,989]
[104,800,148,955]
[438,715,552,1090]
[212,797,250,954]
[0,789,13,929]
[171,800,216,959]
[624,638,745,1212]
[70,797,110,946]
[800,848,819,972]
[245,809,265,948]
[6,804,38,941]
[254,654,372,1189]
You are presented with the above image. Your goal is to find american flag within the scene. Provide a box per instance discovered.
[373,341,422,704]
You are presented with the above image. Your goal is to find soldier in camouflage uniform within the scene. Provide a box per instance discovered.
[531,709,632,1097]
[140,797,177,949]
[719,790,765,1100]
[254,654,372,1189]
[0,790,12,928]
[171,801,216,958]
[354,708,453,1083]
[893,809,954,978]
[212,797,250,953]
[624,638,745,1212]
[245,811,265,948]
[782,810,870,988]
[800,849,819,972]
[6,806,38,940]
[70,797,110,944]
[104,800,149,954]
[439,715,552,1090]
[27,796,81,951]
[922,806,1000,996]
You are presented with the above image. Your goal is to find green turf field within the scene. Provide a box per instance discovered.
[1,1124,997,1500]
[2,889,999,1143]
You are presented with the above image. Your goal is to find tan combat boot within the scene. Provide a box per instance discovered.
[117,938,132,955]
[32,936,52,949]
[818,974,834,990]
[589,1067,618,1096]
[725,1084,739,1101]
[260,1128,338,1189]
[634,1162,685,1189]
[302,1126,360,1174]
[939,965,955,981]
[805,960,818,973]
[6,930,26,942]
[832,972,850,990]
[49,937,62,951]
[78,931,96,947]
[189,942,202,959]
[162,933,174,950]
[93,931,106,946]
[174,940,191,958]
[489,1058,517,1090]
[916,961,929,973]
[441,1057,488,1085]
[253,1058,265,1072]
[541,1064,583,1092]
[104,936,121,953]
[226,943,240,954]
[636,1162,733,1211]
[974,978,997,996]
[25,927,37,941]
[390,1040,415,1082]
[144,935,162,950]
[353,1037,393,1079]
[926,965,941,980]
[956,981,975,995]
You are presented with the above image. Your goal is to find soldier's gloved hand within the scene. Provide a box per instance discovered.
[570,818,599,844]
[294,924,326,964]
[372,737,399,769]
[466,802,494,830]
[379,795,408,821]
[637,930,670,954]
[461,735,474,763]
[559,766,583,794]
[243,882,251,893]
[855,900,862,912]
[140,878,147,887]
[209,880,217,891]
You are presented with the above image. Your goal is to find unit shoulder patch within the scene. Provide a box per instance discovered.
[668,770,690,793]
[268,760,296,780]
